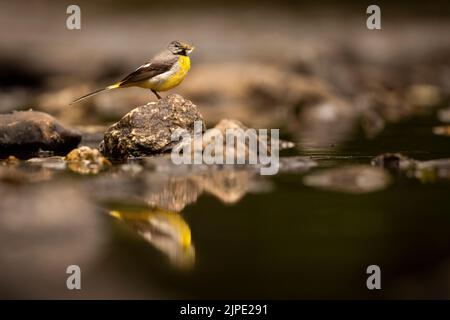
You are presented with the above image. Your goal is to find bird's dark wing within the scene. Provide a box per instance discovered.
[118,56,178,86]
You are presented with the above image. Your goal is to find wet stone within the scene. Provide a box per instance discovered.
[371,153,416,171]
[303,165,391,194]
[210,118,294,152]
[372,153,450,183]
[278,156,317,173]
[437,107,450,123]
[414,159,450,182]
[406,84,443,110]
[66,146,111,175]
[0,155,20,166]
[27,156,67,170]
[99,94,204,159]
[169,118,294,174]
[433,126,450,136]
[0,110,81,156]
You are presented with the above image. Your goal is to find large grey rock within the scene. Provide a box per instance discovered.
[0,110,81,156]
[99,94,204,159]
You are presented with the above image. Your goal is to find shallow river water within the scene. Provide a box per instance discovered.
[2,113,450,299]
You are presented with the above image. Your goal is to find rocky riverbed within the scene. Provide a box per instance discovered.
[1,85,450,299]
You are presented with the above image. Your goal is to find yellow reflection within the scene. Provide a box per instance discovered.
[109,207,195,269]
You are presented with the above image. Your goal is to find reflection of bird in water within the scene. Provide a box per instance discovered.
[71,40,194,104]
[109,206,195,269]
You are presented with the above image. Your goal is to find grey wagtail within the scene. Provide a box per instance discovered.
[71,40,194,104]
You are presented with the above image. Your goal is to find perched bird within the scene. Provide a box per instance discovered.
[70,40,194,104]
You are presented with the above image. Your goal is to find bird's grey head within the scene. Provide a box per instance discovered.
[168,40,195,56]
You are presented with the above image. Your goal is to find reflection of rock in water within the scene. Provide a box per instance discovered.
[0,156,66,184]
[193,169,255,204]
[0,183,104,298]
[139,153,271,210]
[110,207,195,269]
[143,169,258,211]
[145,175,202,212]
[101,155,313,212]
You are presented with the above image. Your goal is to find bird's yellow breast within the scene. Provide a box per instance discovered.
[156,55,191,91]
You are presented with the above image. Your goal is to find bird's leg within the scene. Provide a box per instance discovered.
[151,90,162,100]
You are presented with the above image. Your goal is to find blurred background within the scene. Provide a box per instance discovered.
[2,1,449,137]
[1,0,450,299]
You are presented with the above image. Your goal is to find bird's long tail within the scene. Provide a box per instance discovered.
[70,83,121,105]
